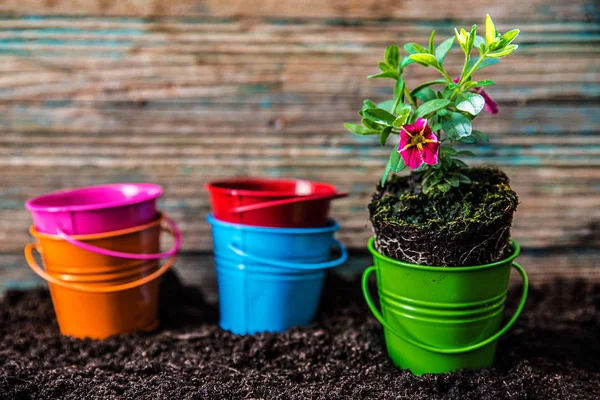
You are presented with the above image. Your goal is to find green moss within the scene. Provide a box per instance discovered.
[369,167,518,234]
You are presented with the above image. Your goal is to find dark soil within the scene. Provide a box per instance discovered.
[370,167,519,266]
[1,270,599,400]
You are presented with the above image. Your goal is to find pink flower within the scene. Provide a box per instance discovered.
[398,118,440,170]
[474,87,498,114]
[454,77,498,114]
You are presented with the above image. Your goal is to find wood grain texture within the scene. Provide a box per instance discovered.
[0,0,596,20]
[0,4,599,267]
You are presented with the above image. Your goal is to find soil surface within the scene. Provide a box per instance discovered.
[1,271,599,400]
[370,167,518,266]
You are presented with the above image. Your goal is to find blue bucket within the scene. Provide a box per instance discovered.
[207,215,347,335]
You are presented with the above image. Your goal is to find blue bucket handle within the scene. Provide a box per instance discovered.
[227,239,347,270]
[362,262,528,354]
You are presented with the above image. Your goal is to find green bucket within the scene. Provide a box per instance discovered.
[362,237,528,376]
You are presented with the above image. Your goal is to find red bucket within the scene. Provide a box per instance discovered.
[206,178,347,228]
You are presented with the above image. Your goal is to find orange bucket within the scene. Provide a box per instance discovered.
[24,213,179,339]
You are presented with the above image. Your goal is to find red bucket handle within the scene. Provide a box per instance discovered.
[25,243,177,293]
[56,214,181,260]
[230,192,348,214]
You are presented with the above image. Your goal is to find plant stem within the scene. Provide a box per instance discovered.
[460,55,486,85]
[436,67,454,82]
[458,52,470,85]
[403,85,418,109]
[391,87,403,114]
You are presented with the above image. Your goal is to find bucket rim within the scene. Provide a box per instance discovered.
[25,183,163,213]
[207,214,340,234]
[30,211,164,241]
[368,237,520,272]
[205,178,337,198]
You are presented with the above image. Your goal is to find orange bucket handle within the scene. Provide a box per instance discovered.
[25,243,177,293]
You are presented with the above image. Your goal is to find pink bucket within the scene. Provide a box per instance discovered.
[25,183,162,235]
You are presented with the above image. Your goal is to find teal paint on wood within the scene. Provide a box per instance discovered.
[0,10,598,255]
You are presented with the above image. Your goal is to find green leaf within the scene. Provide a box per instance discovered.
[472,130,490,142]
[501,29,520,46]
[455,28,468,52]
[473,35,485,49]
[429,173,443,185]
[441,86,454,99]
[364,108,397,125]
[437,182,452,193]
[393,79,405,100]
[458,136,478,144]
[404,42,427,54]
[389,150,406,173]
[435,37,454,64]
[442,112,472,140]
[457,173,472,184]
[487,45,518,58]
[377,99,396,112]
[414,88,437,102]
[485,14,497,45]
[367,70,398,79]
[457,150,476,157]
[344,123,378,135]
[393,104,411,127]
[410,79,447,96]
[466,57,500,72]
[456,92,485,116]
[400,56,416,69]
[361,117,382,131]
[381,159,392,187]
[380,126,392,146]
[473,80,495,87]
[453,158,468,167]
[378,62,394,72]
[445,175,460,187]
[381,150,406,186]
[409,53,438,67]
[385,45,400,69]
[467,25,477,53]
[430,122,442,132]
[362,99,377,111]
[440,147,457,156]
[414,99,451,119]
[428,30,436,54]
[436,108,448,117]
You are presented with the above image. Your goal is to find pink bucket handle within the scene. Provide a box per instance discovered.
[231,192,348,214]
[56,215,182,260]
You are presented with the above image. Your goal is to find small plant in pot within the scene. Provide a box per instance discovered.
[345,15,529,375]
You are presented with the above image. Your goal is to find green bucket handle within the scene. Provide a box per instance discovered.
[361,262,529,354]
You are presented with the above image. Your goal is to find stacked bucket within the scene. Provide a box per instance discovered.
[24,184,181,339]
[206,178,348,335]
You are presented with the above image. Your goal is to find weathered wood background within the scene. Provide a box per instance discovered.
[0,0,599,292]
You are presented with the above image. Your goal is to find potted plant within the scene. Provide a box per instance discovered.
[345,15,529,375]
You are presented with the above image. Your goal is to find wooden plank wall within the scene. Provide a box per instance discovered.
[0,0,599,288]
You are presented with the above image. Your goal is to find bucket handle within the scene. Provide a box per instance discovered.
[230,193,348,214]
[361,262,529,355]
[24,243,176,293]
[227,239,347,270]
[55,215,181,260]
